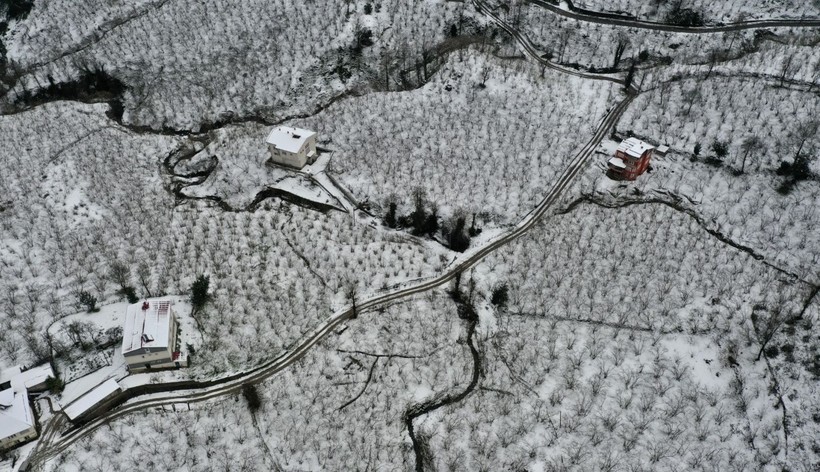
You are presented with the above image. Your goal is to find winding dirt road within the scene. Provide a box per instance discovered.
[25,2,640,468]
[526,0,820,32]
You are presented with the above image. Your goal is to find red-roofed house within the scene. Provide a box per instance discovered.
[608,137,654,180]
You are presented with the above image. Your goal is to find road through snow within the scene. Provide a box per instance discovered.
[24,5,637,468]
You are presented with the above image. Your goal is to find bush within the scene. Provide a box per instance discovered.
[665,7,704,27]
[491,284,509,308]
[764,345,779,358]
[384,201,397,228]
[242,383,262,412]
[711,140,729,159]
[191,274,211,315]
[122,286,139,304]
[45,375,65,394]
[78,290,98,312]
[104,326,123,346]
[445,215,471,252]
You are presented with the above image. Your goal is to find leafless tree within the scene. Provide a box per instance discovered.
[612,35,630,69]
[790,119,819,162]
[751,303,789,361]
[778,52,798,87]
[739,135,764,173]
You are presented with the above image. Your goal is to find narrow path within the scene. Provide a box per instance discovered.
[525,0,820,32]
[473,0,627,87]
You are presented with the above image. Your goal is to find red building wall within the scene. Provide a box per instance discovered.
[613,149,652,180]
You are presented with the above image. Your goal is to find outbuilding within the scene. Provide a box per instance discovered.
[266,126,318,169]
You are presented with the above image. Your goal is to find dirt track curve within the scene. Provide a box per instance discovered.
[24,3,637,468]
[526,0,820,33]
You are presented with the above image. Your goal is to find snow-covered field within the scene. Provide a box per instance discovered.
[603,76,820,283]
[447,202,816,470]
[300,49,619,224]
[1,0,819,470]
[47,292,471,471]
[0,101,446,377]
[2,0,478,131]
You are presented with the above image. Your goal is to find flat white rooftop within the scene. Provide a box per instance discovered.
[2,363,55,392]
[617,137,654,158]
[266,126,316,154]
[61,378,121,421]
[122,299,173,356]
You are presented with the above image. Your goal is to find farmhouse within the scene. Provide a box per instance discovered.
[0,385,36,451]
[608,137,654,180]
[266,125,318,168]
[121,299,187,371]
[0,362,57,451]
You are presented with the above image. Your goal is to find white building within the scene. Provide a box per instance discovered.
[0,363,56,450]
[61,378,122,422]
[0,385,36,451]
[1,363,55,393]
[121,299,186,371]
[266,126,318,168]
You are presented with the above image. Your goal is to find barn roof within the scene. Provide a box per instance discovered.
[266,126,317,154]
[121,300,174,356]
[617,137,654,158]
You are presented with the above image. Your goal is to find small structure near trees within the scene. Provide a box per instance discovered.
[266,125,318,169]
[0,363,53,451]
[121,299,187,372]
[607,137,655,180]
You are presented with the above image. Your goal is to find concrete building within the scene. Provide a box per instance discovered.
[266,126,318,168]
[0,385,36,451]
[608,137,655,180]
[0,363,57,451]
[0,363,55,393]
[121,299,187,372]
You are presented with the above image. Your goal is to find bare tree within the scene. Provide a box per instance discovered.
[109,260,131,291]
[790,119,819,163]
[345,281,358,319]
[778,52,798,87]
[612,35,630,69]
[739,135,764,173]
[137,261,153,298]
[751,303,790,361]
